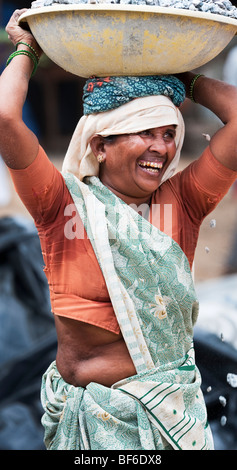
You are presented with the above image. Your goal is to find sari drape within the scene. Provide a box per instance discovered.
[41,174,214,450]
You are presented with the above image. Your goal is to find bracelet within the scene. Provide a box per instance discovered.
[16,41,40,61]
[6,50,38,77]
[189,74,204,103]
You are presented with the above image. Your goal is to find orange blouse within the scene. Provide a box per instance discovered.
[9,145,237,334]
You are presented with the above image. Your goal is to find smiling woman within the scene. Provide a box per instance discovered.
[62,90,185,205]
[1,8,237,451]
[90,125,177,203]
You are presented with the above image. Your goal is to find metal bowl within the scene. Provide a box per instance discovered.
[19,4,237,77]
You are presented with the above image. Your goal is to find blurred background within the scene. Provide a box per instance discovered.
[0,0,236,450]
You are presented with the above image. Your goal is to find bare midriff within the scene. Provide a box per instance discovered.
[54,315,136,388]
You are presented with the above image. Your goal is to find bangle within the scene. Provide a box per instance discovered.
[189,74,204,103]
[16,41,40,61]
[6,50,38,77]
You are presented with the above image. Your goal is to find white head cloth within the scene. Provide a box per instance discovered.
[62,95,185,185]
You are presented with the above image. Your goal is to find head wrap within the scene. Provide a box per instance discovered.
[62,94,185,185]
[83,75,185,114]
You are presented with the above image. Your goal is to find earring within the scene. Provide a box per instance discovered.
[97,153,106,163]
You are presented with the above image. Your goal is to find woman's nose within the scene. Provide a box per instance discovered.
[148,136,167,154]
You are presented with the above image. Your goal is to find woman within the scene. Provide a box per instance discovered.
[2,9,237,450]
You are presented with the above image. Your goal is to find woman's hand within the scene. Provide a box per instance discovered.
[177,71,237,171]
[174,72,195,100]
[0,8,41,169]
[6,9,42,58]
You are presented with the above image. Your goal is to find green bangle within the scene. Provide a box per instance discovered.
[6,50,38,77]
[190,74,204,103]
[16,41,40,61]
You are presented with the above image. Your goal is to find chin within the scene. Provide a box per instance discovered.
[139,178,162,194]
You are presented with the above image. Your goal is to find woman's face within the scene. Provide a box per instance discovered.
[90,125,177,204]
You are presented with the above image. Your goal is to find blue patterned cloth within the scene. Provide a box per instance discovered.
[83,75,186,114]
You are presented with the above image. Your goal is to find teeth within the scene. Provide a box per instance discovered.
[145,167,159,173]
[138,161,163,169]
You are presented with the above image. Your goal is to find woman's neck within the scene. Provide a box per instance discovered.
[103,183,152,208]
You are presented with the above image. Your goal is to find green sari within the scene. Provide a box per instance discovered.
[41,174,214,450]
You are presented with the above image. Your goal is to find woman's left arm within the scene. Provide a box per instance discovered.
[176,72,237,171]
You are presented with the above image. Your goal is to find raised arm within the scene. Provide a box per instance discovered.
[176,72,237,171]
[0,9,42,169]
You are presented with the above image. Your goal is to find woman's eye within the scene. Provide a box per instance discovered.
[138,130,151,137]
[164,130,176,140]
[137,128,176,140]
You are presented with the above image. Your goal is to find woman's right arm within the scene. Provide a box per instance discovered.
[1,9,67,226]
[0,9,42,169]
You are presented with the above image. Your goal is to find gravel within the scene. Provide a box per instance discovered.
[31,0,237,19]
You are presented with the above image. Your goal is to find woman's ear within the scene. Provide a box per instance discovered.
[90,135,106,161]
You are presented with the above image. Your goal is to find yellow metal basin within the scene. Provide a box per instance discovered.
[19,4,237,77]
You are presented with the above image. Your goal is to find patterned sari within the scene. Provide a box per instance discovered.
[40,174,214,450]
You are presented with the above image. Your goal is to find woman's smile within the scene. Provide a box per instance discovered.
[137,158,166,175]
